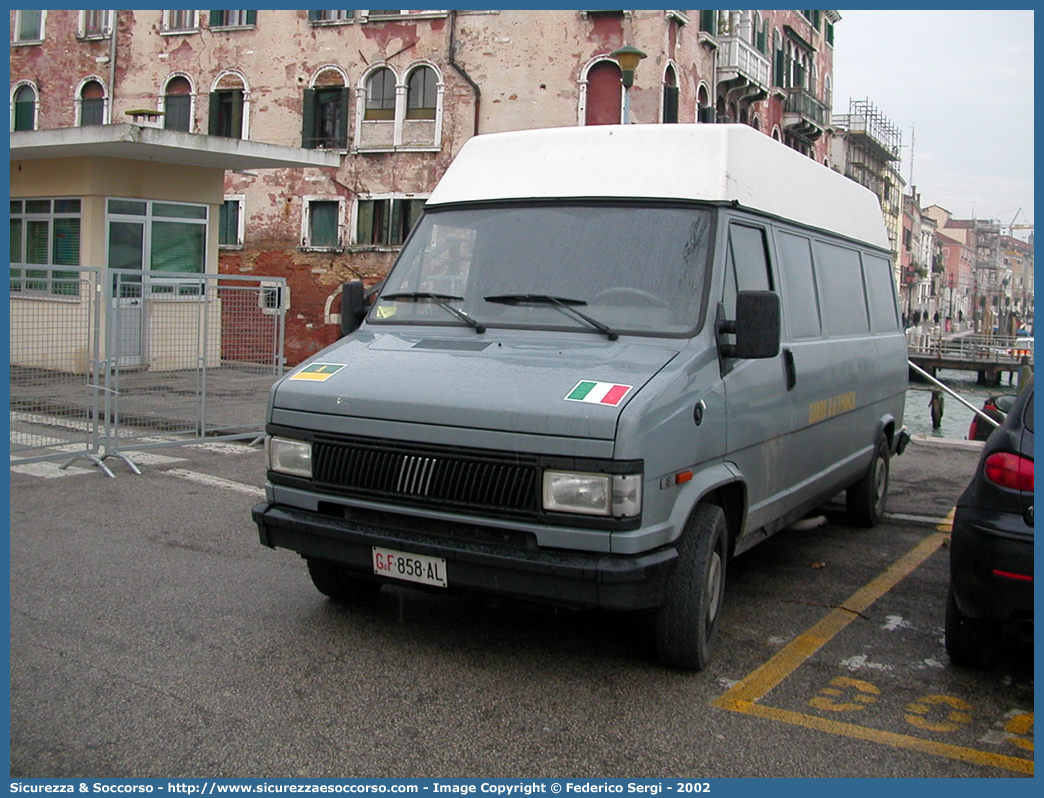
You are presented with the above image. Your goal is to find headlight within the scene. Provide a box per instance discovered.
[266,436,313,478]
[542,471,642,518]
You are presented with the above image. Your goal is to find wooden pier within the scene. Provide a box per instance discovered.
[907,332,1033,386]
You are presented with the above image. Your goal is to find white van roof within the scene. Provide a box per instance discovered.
[427,124,890,250]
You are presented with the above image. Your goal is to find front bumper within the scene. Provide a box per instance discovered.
[253,502,676,611]
[949,505,1033,636]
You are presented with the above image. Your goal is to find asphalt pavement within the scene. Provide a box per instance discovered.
[8,435,1033,778]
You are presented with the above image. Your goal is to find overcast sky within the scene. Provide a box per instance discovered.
[830,9,1035,233]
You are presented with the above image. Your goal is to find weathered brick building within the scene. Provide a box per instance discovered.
[11,9,840,364]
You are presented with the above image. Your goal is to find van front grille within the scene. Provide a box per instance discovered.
[311,435,540,517]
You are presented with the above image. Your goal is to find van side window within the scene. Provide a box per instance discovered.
[777,231,821,339]
[863,253,900,333]
[723,223,772,320]
[814,240,869,337]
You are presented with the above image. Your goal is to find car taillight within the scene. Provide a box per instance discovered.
[983,452,1034,491]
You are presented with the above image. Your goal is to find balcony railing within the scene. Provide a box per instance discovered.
[716,35,771,90]
[783,88,828,127]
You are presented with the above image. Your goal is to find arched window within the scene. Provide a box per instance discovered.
[209,72,248,139]
[697,85,712,122]
[12,84,37,132]
[406,66,437,120]
[584,60,622,126]
[662,65,679,124]
[79,79,105,126]
[164,75,193,132]
[304,67,349,149]
[365,67,396,120]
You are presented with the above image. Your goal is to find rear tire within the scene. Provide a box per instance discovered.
[847,436,890,528]
[944,586,998,667]
[307,557,383,603]
[655,504,728,671]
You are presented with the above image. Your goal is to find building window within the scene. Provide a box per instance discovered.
[309,10,354,23]
[303,199,343,250]
[106,199,208,297]
[78,80,106,126]
[10,198,82,297]
[365,9,405,18]
[163,75,193,132]
[219,197,244,248]
[209,10,256,28]
[209,73,248,139]
[406,66,437,120]
[364,68,396,121]
[698,9,716,37]
[583,60,623,126]
[356,197,425,247]
[303,71,349,149]
[80,9,112,38]
[13,10,44,43]
[163,10,198,33]
[12,84,38,132]
[662,65,679,124]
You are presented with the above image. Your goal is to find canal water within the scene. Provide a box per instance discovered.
[904,368,1024,440]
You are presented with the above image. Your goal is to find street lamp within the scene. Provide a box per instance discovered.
[611,43,646,124]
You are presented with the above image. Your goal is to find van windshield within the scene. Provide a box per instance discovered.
[370,203,714,337]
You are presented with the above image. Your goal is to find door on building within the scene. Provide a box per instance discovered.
[108,217,146,368]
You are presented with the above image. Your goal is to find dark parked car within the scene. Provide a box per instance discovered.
[967,393,1018,441]
[946,378,1034,666]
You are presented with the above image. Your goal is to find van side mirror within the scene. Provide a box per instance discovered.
[719,290,781,360]
[340,280,366,337]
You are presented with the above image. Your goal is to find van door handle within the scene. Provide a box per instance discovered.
[783,348,797,391]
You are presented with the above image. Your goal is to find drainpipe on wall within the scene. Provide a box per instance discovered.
[108,10,117,122]
[448,10,480,138]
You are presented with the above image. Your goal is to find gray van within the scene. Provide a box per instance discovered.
[253,124,908,670]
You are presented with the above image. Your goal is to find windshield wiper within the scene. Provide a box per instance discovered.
[484,294,619,341]
[381,292,486,334]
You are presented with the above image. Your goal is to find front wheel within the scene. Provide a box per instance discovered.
[655,503,728,671]
[847,436,890,528]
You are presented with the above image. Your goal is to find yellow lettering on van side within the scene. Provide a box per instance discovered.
[808,392,857,425]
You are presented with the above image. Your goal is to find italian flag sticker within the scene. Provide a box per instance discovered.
[565,380,633,407]
[289,363,346,382]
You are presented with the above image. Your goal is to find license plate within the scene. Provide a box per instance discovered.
[372,546,447,588]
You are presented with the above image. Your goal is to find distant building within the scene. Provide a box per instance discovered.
[11,9,841,364]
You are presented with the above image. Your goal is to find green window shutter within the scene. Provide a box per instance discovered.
[389,200,405,246]
[337,87,350,148]
[774,49,785,87]
[208,93,221,135]
[356,200,375,245]
[246,10,256,25]
[308,10,321,22]
[219,200,240,245]
[230,91,244,139]
[663,85,679,124]
[210,11,224,26]
[14,90,35,132]
[309,202,339,248]
[302,89,317,148]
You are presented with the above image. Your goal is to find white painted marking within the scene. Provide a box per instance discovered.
[167,469,265,499]
[10,462,95,478]
[839,654,893,672]
[185,441,259,455]
[881,615,913,631]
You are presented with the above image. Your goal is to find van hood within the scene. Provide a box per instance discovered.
[272,331,678,440]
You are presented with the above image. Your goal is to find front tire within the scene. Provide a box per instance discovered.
[307,557,383,603]
[847,436,890,528]
[655,503,728,671]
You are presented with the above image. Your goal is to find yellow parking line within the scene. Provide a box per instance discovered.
[713,528,1033,775]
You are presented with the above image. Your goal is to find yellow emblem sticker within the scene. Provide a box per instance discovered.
[289,363,346,382]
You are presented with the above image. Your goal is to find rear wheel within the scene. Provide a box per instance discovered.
[847,436,890,527]
[944,586,998,667]
[655,503,728,671]
[306,557,383,603]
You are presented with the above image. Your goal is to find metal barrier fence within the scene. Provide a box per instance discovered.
[906,330,1033,367]
[10,267,286,476]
